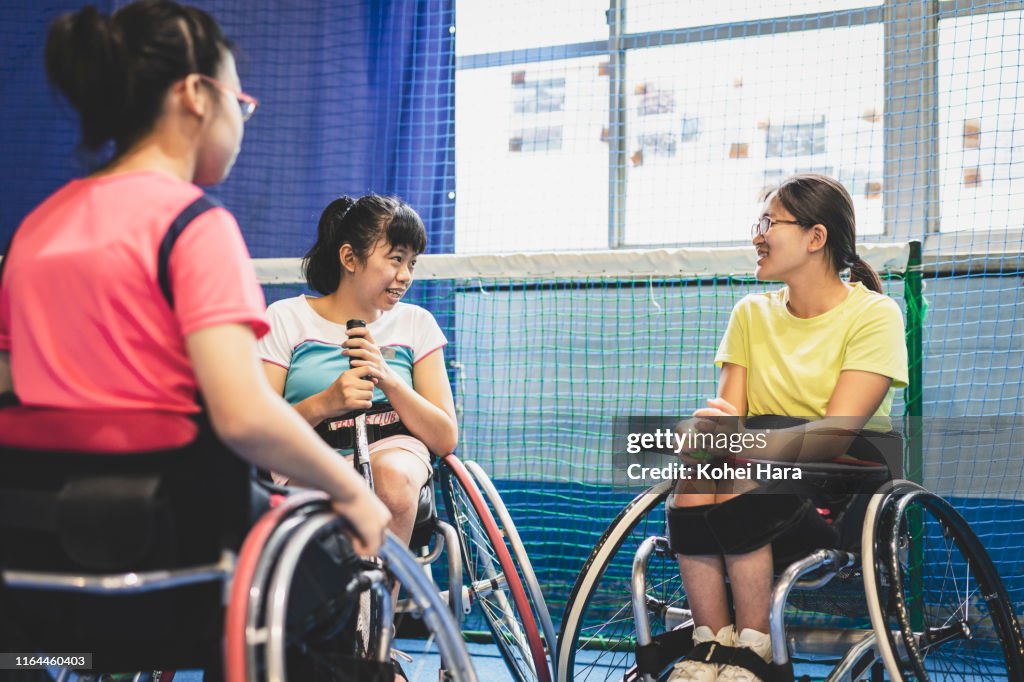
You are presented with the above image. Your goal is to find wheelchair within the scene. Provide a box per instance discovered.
[557,419,1024,682]
[0,406,475,682]
[318,402,557,682]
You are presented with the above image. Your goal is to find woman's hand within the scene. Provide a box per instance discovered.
[318,368,377,416]
[331,485,392,556]
[675,397,742,460]
[693,396,740,419]
[343,327,397,393]
[692,397,741,438]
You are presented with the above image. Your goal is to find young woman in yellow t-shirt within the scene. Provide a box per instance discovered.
[666,174,908,682]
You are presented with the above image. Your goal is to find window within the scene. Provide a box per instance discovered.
[455,1,1019,252]
[455,0,608,56]
[622,25,883,245]
[455,58,609,253]
[627,0,878,34]
[938,10,1024,234]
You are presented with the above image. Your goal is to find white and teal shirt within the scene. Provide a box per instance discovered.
[258,295,448,405]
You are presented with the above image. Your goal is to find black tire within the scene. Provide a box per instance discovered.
[864,480,923,681]
[869,483,1024,681]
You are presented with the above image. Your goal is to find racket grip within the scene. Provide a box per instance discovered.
[345,319,366,370]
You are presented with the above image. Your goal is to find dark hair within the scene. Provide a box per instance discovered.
[45,0,231,156]
[303,194,428,295]
[771,173,883,293]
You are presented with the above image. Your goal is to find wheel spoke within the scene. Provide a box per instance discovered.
[442,460,549,681]
[885,491,1022,681]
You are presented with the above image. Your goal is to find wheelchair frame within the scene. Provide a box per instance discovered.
[224,489,477,682]
[557,477,1024,682]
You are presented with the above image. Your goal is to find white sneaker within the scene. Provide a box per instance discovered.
[667,624,735,682]
[717,627,772,682]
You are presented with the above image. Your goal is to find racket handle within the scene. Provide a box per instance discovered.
[346,319,366,370]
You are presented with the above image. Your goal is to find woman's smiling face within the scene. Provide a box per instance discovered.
[351,238,417,310]
[752,196,810,282]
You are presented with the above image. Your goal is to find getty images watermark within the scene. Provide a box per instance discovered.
[611,416,806,490]
[611,415,907,492]
[623,426,803,482]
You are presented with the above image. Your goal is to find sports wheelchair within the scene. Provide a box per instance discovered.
[314,401,557,682]
[557,418,1024,682]
[0,406,475,682]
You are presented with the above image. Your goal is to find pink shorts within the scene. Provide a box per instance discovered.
[364,434,433,478]
[271,435,432,487]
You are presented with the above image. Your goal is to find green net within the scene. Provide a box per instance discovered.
[258,243,917,626]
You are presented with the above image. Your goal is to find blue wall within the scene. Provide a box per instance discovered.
[0,0,456,257]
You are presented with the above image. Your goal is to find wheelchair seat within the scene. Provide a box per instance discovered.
[0,406,250,674]
[410,475,438,551]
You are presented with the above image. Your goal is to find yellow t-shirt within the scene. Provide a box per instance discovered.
[714,282,909,430]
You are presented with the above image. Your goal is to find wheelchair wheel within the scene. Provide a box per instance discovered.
[225,490,326,682]
[377,530,480,682]
[225,491,477,682]
[463,459,558,672]
[556,480,685,682]
[439,454,551,682]
[865,481,1024,681]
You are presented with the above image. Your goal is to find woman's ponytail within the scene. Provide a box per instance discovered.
[44,1,231,159]
[303,196,356,295]
[774,174,884,293]
[45,6,126,152]
[848,253,883,293]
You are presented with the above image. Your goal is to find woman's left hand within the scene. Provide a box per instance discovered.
[690,397,742,455]
[693,397,740,419]
[343,327,397,392]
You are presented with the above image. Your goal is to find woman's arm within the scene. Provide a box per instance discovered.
[261,360,378,427]
[717,362,747,417]
[0,351,10,394]
[752,369,892,462]
[345,328,458,455]
[189,323,390,553]
[693,368,892,463]
[380,348,459,455]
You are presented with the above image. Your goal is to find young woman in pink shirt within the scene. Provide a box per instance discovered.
[0,0,388,553]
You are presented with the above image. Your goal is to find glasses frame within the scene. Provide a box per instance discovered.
[750,215,803,239]
[196,74,258,122]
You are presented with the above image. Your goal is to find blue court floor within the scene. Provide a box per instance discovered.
[49,643,997,681]
[50,639,514,681]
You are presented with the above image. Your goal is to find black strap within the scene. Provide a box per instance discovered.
[635,628,695,675]
[315,417,411,450]
[686,641,779,681]
[0,193,220,310]
[0,196,221,421]
[157,194,223,307]
[314,402,411,450]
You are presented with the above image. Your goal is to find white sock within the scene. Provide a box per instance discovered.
[733,627,772,662]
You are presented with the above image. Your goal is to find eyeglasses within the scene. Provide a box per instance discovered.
[196,74,258,122]
[750,215,802,239]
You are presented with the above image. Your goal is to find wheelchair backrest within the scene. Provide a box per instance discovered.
[0,407,251,573]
